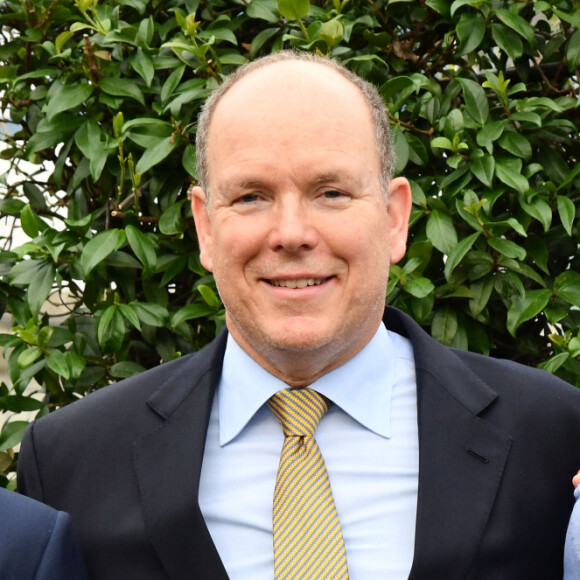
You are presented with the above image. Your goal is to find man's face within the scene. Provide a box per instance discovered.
[192,61,411,384]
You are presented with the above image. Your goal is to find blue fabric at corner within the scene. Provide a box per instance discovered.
[565,485,580,579]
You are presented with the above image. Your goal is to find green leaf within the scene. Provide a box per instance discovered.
[118,303,142,331]
[100,78,145,106]
[0,199,25,215]
[81,229,127,277]
[426,210,458,254]
[469,276,494,317]
[160,65,186,104]
[320,19,343,48]
[487,237,526,260]
[431,307,458,346]
[125,225,157,273]
[444,232,480,282]
[506,289,551,337]
[509,111,542,127]
[182,144,197,179]
[539,353,570,375]
[456,12,485,56]
[557,195,575,236]
[470,154,494,187]
[518,195,552,232]
[491,22,523,60]
[555,271,580,309]
[131,303,168,327]
[197,28,238,46]
[198,284,221,308]
[430,136,453,150]
[0,421,29,451]
[159,199,187,235]
[570,338,580,358]
[278,0,309,20]
[495,157,528,193]
[20,204,40,238]
[171,303,216,329]
[449,0,474,16]
[247,1,279,24]
[506,218,527,238]
[402,277,435,298]
[131,48,155,87]
[393,126,409,173]
[110,361,146,378]
[28,262,55,316]
[136,16,154,46]
[45,84,93,120]
[476,120,505,149]
[46,349,70,379]
[457,78,489,126]
[249,27,280,58]
[97,305,126,352]
[494,8,535,48]
[1,396,44,413]
[55,31,75,54]
[498,132,532,161]
[17,347,43,368]
[426,0,449,14]
[567,29,580,71]
[135,135,179,175]
[75,120,109,181]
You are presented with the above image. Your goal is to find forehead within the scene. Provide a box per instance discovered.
[207,61,379,184]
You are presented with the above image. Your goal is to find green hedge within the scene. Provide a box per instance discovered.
[0,0,579,485]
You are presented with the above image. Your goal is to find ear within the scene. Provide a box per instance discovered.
[190,186,214,272]
[386,177,413,264]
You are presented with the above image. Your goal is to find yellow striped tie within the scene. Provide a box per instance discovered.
[268,388,349,579]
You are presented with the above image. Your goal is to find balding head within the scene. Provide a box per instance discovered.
[194,51,394,200]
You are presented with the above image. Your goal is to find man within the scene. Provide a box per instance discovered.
[17,51,580,579]
[0,487,87,579]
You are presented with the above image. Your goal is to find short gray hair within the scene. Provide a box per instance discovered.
[195,50,395,200]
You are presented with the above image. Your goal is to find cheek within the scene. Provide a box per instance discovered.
[211,229,260,276]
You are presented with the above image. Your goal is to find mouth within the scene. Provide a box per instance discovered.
[266,277,331,289]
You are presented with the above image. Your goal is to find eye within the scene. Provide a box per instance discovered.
[324,190,342,199]
[235,193,260,204]
[322,190,349,201]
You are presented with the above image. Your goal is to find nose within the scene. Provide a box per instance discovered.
[268,196,318,253]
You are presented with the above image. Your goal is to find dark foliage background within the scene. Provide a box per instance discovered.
[0,0,579,485]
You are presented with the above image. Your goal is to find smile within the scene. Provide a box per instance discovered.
[268,277,329,289]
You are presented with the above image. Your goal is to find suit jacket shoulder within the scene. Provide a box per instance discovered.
[0,488,87,580]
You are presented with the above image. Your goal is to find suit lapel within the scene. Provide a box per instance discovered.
[132,332,230,580]
[384,308,513,579]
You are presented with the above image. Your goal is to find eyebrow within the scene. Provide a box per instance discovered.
[239,179,266,190]
[315,173,344,184]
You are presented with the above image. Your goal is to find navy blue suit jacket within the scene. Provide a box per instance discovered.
[0,487,87,579]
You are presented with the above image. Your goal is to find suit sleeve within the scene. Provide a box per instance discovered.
[34,511,88,580]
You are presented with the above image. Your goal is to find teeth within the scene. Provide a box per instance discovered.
[271,278,324,288]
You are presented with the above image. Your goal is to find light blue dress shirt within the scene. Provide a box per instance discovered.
[198,323,419,579]
[565,485,580,579]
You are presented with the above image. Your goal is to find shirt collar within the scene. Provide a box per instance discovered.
[218,323,407,445]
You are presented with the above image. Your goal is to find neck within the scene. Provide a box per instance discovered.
[227,325,378,388]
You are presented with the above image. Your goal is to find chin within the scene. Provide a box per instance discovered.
[264,327,336,353]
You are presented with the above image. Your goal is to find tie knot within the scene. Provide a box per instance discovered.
[268,388,329,437]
